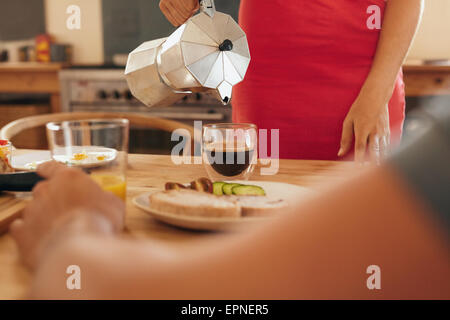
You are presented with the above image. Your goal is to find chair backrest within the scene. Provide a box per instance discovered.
[0,112,196,151]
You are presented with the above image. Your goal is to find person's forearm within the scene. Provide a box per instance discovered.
[362,0,423,104]
[30,211,116,271]
[150,166,449,299]
[31,166,449,299]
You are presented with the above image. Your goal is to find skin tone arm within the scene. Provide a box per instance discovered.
[10,162,125,269]
[159,0,199,26]
[339,0,424,163]
[11,162,449,299]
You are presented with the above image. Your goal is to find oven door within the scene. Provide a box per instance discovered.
[70,104,231,154]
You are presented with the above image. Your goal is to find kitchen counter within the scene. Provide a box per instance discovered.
[1,62,448,105]
[0,62,66,113]
[0,152,352,299]
[403,64,450,97]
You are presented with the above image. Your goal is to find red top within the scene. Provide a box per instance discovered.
[233,0,405,160]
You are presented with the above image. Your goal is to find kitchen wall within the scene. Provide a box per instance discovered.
[102,0,240,63]
[41,0,450,65]
[43,0,239,65]
[407,0,450,61]
[44,0,104,65]
[0,1,45,41]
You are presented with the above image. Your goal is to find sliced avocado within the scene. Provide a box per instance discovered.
[232,185,266,196]
[222,183,241,195]
[213,182,226,196]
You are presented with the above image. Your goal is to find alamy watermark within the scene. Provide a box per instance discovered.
[366,265,381,290]
[170,121,280,175]
[66,264,81,290]
[66,5,81,30]
[367,3,384,30]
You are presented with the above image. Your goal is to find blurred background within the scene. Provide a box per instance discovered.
[0,0,449,153]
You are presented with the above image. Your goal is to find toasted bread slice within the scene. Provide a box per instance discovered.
[149,189,241,218]
[235,197,288,217]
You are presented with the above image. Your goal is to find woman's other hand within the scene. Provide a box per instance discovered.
[10,161,125,269]
[159,0,199,26]
[337,0,423,164]
[338,92,390,164]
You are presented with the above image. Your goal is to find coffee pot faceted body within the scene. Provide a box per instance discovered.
[125,1,251,107]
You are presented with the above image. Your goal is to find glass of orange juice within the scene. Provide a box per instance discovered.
[46,119,129,201]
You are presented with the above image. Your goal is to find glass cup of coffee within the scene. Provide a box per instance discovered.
[202,123,257,181]
[46,119,129,201]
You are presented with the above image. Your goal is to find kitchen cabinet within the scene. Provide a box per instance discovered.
[0,62,63,149]
[403,64,450,97]
[0,62,64,113]
[0,104,50,149]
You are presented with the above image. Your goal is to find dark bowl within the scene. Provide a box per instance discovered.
[0,171,43,192]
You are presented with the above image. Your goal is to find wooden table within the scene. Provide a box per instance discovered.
[0,62,64,113]
[0,153,350,299]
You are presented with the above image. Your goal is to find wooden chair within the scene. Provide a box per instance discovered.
[0,112,196,153]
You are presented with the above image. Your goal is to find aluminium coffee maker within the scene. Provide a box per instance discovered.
[125,0,251,107]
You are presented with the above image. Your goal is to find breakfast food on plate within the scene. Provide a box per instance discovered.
[213,181,226,195]
[150,180,287,219]
[72,152,88,161]
[165,177,213,193]
[165,177,267,197]
[165,182,188,191]
[222,183,241,195]
[226,184,265,196]
[149,189,240,218]
[52,149,114,167]
[155,177,284,219]
[235,197,288,217]
[0,140,14,174]
[190,177,213,193]
[0,156,13,173]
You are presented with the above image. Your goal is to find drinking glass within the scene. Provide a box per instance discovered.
[46,119,129,201]
[202,123,257,182]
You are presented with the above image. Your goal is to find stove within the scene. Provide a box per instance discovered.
[60,67,231,122]
[60,67,231,154]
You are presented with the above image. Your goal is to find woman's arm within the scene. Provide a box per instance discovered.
[362,0,424,104]
[339,0,424,162]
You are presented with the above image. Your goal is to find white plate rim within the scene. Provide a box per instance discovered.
[132,180,310,231]
[12,147,117,171]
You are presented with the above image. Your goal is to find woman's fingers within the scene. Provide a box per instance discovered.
[368,134,380,164]
[355,133,389,164]
[166,1,190,25]
[354,127,369,164]
[160,2,180,26]
[379,135,389,160]
[160,0,197,26]
[192,0,200,13]
[177,0,197,16]
[162,0,189,26]
[338,120,354,157]
[339,118,389,164]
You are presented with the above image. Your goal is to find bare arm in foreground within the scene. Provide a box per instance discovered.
[10,156,449,299]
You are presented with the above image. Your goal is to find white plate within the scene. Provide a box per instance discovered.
[52,146,117,168]
[132,180,311,231]
[12,151,52,171]
[12,147,117,171]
